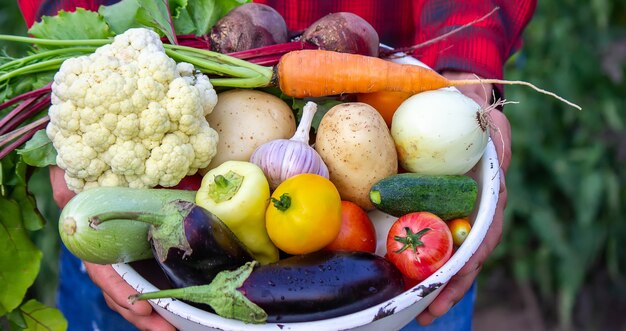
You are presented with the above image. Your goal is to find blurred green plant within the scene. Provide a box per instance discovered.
[0,1,27,55]
[484,0,626,330]
[0,1,65,330]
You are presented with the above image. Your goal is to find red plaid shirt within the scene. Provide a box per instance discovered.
[18,0,536,81]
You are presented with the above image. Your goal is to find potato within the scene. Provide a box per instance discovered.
[315,102,397,210]
[202,89,296,173]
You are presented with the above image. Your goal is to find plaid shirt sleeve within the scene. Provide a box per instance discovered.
[18,0,117,28]
[19,0,536,82]
[256,0,537,82]
[412,0,537,81]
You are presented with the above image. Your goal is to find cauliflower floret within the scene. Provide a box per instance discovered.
[97,170,127,187]
[48,101,80,132]
[114,113,140,140]
[142,132,195,187]
[139,102,171,148]
[82,123,116,153]
[52,57,92,104]
[125,175,147,189]
[54,135,108,182]
[47,28,219,192]
[189,122,219,171]
[64,174,86,192]
[176,62,194,77]
[107,140,150,176]
[78,106,99,127]
[194,74,218,116]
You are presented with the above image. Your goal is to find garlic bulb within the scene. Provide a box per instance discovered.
[250,101,329,190]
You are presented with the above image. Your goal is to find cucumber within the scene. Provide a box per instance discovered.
[369,173,478,220]
[58,187,196,264]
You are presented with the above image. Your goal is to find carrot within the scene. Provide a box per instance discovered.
[276,50,581,110]
[277,50,450,97]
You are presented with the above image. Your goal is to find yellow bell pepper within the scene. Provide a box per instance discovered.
[196,161,279,264]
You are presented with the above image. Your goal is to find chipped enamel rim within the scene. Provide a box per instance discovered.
[113,55,500,331]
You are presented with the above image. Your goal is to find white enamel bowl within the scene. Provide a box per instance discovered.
[113,56,500,331]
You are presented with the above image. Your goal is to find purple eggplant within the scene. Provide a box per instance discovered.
[129,250,405,324]
[90,200,253,288]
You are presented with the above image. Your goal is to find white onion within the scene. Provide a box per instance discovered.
[391,89,489,175]
[250,101,329,190]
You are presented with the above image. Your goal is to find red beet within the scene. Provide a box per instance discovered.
[302,12,380,57]
[209,3,289,53]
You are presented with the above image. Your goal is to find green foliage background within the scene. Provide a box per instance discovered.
[1,1,625,330]
[480,0,626,330]
[0,0,62,309]
[0,1,27,55]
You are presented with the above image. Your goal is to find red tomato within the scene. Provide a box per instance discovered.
[386,212,453,282]
[325,201,377,253]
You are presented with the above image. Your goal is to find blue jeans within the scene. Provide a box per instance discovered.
[57,245,138,331]
[401,281,476,331]
[58,245,475,331]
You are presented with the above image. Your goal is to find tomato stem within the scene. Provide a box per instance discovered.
[394,227,432,254]
[271,193,291,211]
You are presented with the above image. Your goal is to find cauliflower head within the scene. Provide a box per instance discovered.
[47,28,219,192]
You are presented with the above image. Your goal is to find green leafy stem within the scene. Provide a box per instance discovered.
[0,34,274,88]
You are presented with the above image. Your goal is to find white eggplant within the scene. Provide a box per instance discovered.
[58,187,196,264]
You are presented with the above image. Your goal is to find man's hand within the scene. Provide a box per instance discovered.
[49,165,75,208]
[416,72,511,325]
[49,165,176,331]
[84,263,177,331]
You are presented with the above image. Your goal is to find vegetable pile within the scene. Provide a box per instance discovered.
[0,1,581,327]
